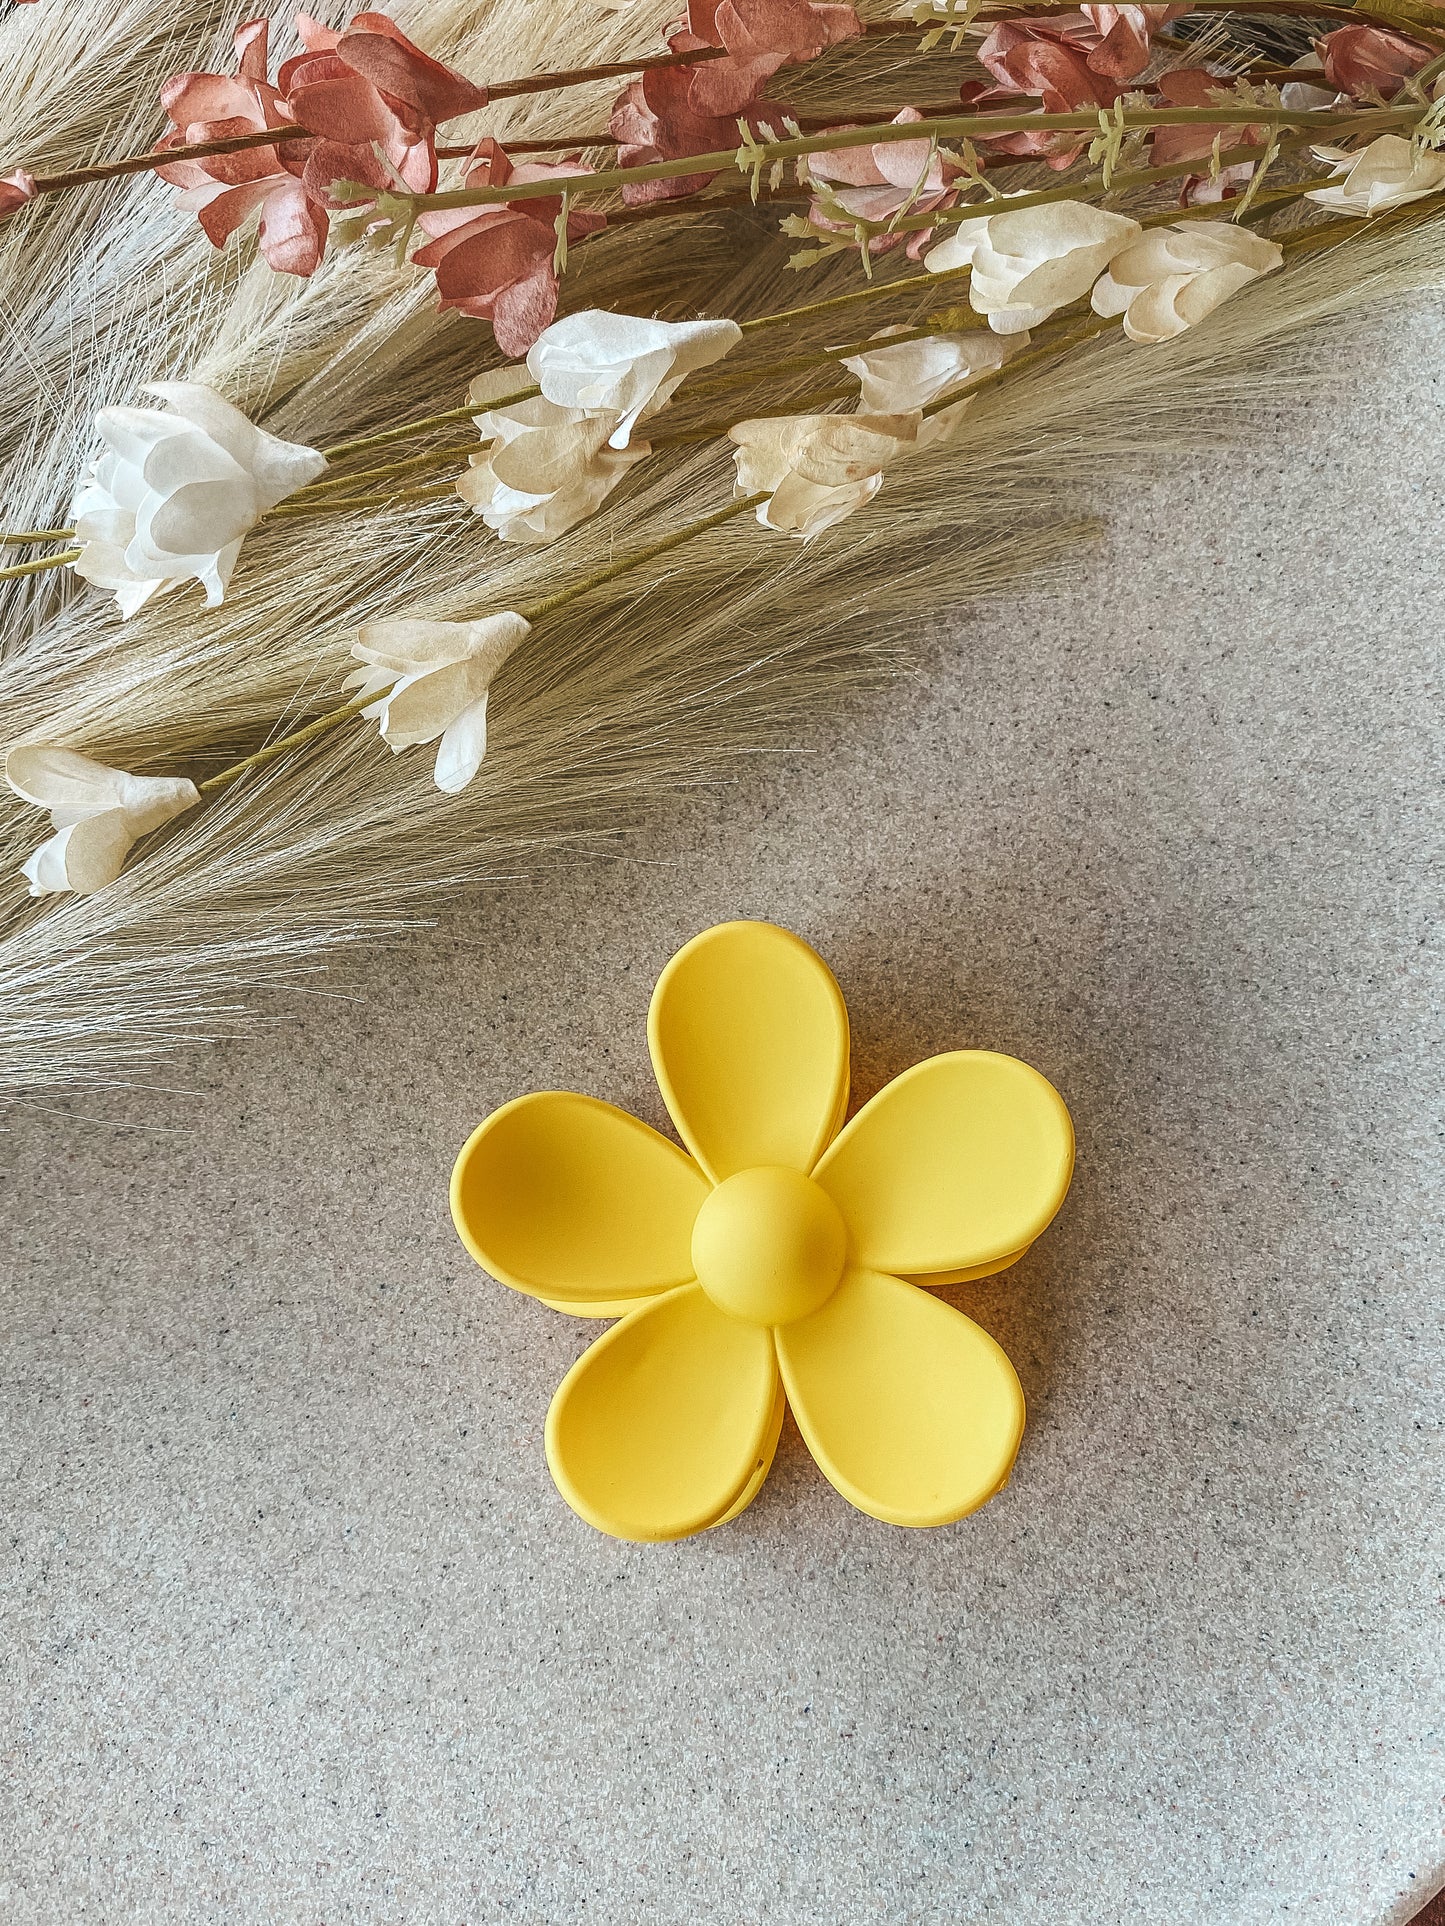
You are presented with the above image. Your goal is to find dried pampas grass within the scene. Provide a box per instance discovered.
[1,0,1443,1096]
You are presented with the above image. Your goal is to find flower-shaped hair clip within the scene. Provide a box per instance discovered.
[451,921,1073,1541]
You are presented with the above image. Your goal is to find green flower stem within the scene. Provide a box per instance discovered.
[866,136,1317,241]
[740,260,976,334]
[269,479,461,521]
[0,548,81,582]
[291,446,470,498]
[393,105,1407,215]
[1,527,77,545]
[194,493,765,798]
[517,492,763,622]
[319,389,537,460]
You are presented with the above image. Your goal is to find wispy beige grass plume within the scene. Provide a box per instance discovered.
[1,0,1442,1094]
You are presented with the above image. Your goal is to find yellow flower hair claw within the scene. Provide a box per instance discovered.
[450,921,1074,1543]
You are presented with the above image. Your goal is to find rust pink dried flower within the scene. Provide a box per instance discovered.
[609,67,785,204]
[157,19,327,276]
[1148,66,1264,204]
[807,108,963,255]
[0,169,37,220]
[280,10,488,206]
[671,0,861,117]
[411,141,606,356]
[1316,24,1433,99]
[1077,4,1188,82]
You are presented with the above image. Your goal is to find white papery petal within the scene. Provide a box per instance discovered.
[114,576,165,619]
[434,693,490,793]
[348,613,528,787]
[840,331,1018,412]
[69,385,324,616]
[922,217,993,274]
[94,405,186,471]
[8,745,199,895]
[929,203,1140,333]
[146,381,263,468]
[1306,134,1445,216]
[526,311,743,448]
[21,818,134,896]
[457,405,650,545]
[731,411,931,540]
[5,743,133,816]
[763,471,881,538]
[1090,221,1282,342]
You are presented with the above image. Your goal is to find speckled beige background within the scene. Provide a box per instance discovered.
[2,301,1442,1926]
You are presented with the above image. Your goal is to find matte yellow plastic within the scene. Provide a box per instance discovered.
[691,1166,847,1326]
[775,1268,1026,1526]
[537,1293,660,1320]
[648,920,849,1182]
[448,920,1074,1542]
[544,1284,780,1542]
[450,1091,708,1303]
[813,1051,1074,1276]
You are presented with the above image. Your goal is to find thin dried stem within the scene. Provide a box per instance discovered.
[398,105,1409,214]
[193,491,765,797]
[0,548,80,581]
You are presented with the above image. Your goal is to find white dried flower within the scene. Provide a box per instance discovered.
[1090,221,1283,342]
[346,613,530,793]
[1280,53,1342,111]
[1306,135,1445,217]
[839,326,1024,411]
[457,371,650,545]
[728,403,968,539]
[924,202,1141,334]
[69,382,327,618]
[5,744,199,896]
[525,310,743,448]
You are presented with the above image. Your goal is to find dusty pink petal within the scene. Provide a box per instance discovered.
[809,132,889,189]
[277,46,333,94]
[1149,66,1261,168]
[337,11,489,120]
[456,136,514,189]
[1318,24,1432,97]
[182,114,291,185]
[724,0,857,62]
[419,213,555,297]
[287,70,408,145]
[161,71,261,124]
[872,132,942,194]
[1081,4,1187,81]
[490,269,562,356]
[232,17,271,80]
[979,26,1120,107]
[686,51,781,115]
[609,67,749,202]
[0,169,38,219]
[301,130,433,205]
[258,175,329,273]
[192,176,272,244]
[413,206,561,347]
[1177,159,1255,205]
[956,79,1087,169]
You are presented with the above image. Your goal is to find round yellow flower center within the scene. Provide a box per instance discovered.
[691,1165,847,1327]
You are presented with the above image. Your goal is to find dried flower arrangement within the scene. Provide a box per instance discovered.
[1,0,1442,1094]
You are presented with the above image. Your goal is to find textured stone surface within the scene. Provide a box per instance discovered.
[2,302,1442,1925]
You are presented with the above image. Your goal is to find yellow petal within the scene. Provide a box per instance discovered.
[451,1091,708,1303]
[814,1050,1072,1275]
[545,1284,781,1540]
[776,1267,1024,1526]
[648,920,849,1182]
[536,1293,662,1320]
